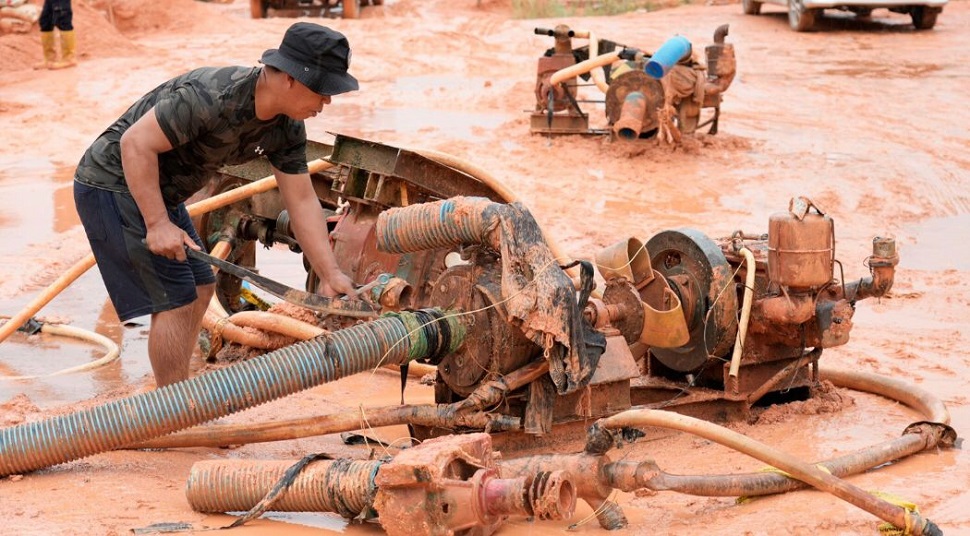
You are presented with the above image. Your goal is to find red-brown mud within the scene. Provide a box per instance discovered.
[1,0,968,534]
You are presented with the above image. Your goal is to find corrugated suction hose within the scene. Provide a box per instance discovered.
[377,196,492,253]
[187,458,382,518]
[0,309,463,477]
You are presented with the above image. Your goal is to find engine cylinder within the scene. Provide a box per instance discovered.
[767,210,834,290]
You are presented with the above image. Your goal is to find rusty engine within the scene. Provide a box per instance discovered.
[532,24,737,141]
[197,135,897,444]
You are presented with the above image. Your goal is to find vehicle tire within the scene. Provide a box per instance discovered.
[742,0,762,15]
[249,0,267,18]
[342,0,360,19]
[910,6,938,29]
[788,0,817,31]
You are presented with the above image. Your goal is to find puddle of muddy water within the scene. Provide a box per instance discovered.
[0,242,312,408]
[904,214,970,271]
[0,269,150,407]
[0,158,79,253]
[331,105,508,142]
[229,511,349,532]
[319,75,509,141]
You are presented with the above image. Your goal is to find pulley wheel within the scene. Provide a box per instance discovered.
[645,228,738,372]
[604,70,664,132]
[429,266,494,396]
[193,176,257,314]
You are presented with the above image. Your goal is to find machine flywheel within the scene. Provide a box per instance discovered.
[645,228,738,372]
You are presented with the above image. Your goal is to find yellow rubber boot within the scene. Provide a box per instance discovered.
[51,30,77,70]
[33,31,57,70]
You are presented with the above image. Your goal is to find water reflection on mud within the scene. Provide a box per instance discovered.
[905,214,970,271]
[0,272,149,408]
[0,158,76,255]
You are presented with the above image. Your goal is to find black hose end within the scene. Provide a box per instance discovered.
[618,47,640,61]
[585,423,648,455]
[17,317,43,335]
[584,422,615,455]
[411,308,451,366]
[921,519,943,536]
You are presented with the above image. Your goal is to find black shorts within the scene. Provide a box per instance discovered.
[39,0,73,32]
[74,180,216,322]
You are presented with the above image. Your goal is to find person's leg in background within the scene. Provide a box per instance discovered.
[51,0,76,69]
[34,0,56,69]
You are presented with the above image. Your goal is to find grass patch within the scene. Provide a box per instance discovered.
[512,0,697,18]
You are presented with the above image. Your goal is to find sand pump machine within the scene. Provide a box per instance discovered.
[186,134,905,432]
[0,135,953,536]
[531,24,736,142]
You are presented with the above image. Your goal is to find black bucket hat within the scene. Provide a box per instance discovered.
[260,23,359,96]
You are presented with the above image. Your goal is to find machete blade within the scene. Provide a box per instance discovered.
[187,248,378,319]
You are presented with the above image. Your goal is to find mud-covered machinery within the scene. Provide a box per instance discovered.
[531,24,736,141]
[249,0,370,20]
[1,135,942,536]
[199,135,897,446]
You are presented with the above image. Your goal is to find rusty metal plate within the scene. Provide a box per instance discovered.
[329,134,503,201]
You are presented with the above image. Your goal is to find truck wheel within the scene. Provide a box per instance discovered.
[250,0,267,18]
[742,0,762,15]
[788,0,817,31]
[342,0,360,19]
[910,6,938,29]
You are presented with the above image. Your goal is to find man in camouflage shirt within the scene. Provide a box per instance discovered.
[73,22,358,387]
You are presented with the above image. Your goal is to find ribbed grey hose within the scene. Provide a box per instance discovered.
[0,309,462,477]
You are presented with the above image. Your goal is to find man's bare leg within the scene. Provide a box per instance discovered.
[148,283,216,387]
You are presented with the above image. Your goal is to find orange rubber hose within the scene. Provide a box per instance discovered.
[0,160,333,347]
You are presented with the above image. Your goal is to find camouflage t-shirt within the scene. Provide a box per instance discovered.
[75,66,308,206]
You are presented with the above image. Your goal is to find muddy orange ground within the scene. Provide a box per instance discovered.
[0,0,968,534]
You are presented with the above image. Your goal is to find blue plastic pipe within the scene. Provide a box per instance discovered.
[645,35,692,80]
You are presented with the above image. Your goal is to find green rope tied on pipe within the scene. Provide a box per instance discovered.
[384,309,465,364]
[386,311,427,362]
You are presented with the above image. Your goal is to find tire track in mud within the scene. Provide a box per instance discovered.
[868,130,970,217]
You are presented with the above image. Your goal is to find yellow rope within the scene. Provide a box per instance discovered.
[734,470,920,535]
[736,464,832,504]
[239,286,272,311]
[207,316,232,359]
[871,490,919,536]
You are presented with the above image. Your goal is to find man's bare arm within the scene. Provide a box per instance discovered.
[120,108,198,261]
[275,168,356,296]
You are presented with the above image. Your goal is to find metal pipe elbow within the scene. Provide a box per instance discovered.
[704,42,736,97]
[845,237,899,301]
